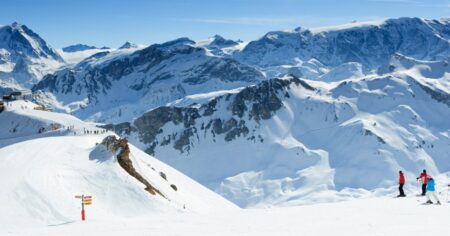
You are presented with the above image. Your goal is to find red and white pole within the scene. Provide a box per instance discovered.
[81,194,85,221]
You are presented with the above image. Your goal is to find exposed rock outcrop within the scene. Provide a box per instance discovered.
[101,135,166,198]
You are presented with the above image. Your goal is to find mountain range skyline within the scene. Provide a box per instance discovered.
[1,0,449,48]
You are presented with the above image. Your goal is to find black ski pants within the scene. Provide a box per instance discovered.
[399,184,405,196]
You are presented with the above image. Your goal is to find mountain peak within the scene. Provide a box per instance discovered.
[211,34,225,40]
[8,22,30,34]
[119,41,138,49]
[196,35,238,49]
[212,35,237,45]
[0,21,64,88]
[11,21,22,29]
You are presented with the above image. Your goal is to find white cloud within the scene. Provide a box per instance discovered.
[176,16,388,29]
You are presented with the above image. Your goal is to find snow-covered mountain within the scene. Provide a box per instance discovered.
[0,22,64,89]
[235,17,450,79]
[196,35,243,56]
[0,100,236,227]
[118,41,139,49]
[62,44,102,53]
[33,37,264,123]
[106,54,450,207]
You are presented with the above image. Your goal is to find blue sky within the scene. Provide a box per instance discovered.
[1,0,449,48]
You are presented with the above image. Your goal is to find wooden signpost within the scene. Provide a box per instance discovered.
[75,195,93,221]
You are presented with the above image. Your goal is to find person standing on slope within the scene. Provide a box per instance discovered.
[398,171,406,197]
[416,169,428,196]
[425,177,441,205]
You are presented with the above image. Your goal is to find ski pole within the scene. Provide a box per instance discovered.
[445,184,450,202]
[416,179,419,195]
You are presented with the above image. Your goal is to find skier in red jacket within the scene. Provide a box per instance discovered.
[416,169,428,196]
[398,170,406,197]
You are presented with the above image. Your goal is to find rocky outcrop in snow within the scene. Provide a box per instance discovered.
[101,135,167,198]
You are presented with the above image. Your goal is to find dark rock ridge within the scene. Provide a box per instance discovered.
[415,81,450,108]
[108,76,313,155]
[101,135,166,198]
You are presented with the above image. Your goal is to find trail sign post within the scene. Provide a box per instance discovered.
[75,195,93,221]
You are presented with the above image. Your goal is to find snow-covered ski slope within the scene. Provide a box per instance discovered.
[0,100,236,230]
[0,100,86,141]
[4,195,450,235]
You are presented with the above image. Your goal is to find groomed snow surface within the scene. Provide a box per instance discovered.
[4,196,450,235]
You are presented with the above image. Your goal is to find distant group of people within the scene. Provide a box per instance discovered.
[398,169,444,205]
[36,125,109,136]
[83,128,107,135]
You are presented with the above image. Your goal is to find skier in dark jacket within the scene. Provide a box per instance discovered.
[398,170,406,197]
[416,169,428,196]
